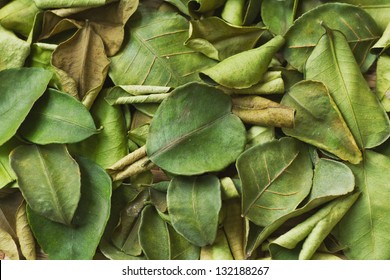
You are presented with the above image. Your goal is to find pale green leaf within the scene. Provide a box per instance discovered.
[269,193,359,260]
[33,0,115,8]
[139,205,170,260]
[237,138,313,227]
[221,0,245,25]
[200,35,285,89]
[0,138,21,189]
[223,199,245,260]
[146,82,246,175]
[168,225,200,260]
[0,25,30,71]
[376,55,390,111]
[0,0,40,37]
[109,8,216,87]
[281,80,362,164]
[27,156,112,260]
[185,16,266,61]
[200,229,233,260]
[10,145,81,225]
[0,227,19,260]
[372,22,390,54]
[305,27,390,149]
[0,67,52,146]
[167,175,221,247]
[246,158,355,256]
[334,151,390,259]
[284,3,380,72]
[262,0,298,35]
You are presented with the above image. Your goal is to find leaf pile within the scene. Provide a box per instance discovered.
[1,0,390,260]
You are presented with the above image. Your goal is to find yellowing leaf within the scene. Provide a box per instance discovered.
[16,201,36,260]
[52,22,110,108]
[0,227,19,260]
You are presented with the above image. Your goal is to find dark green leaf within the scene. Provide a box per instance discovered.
[262,0,298,35]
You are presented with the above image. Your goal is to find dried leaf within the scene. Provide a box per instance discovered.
[0,227,19,260]
[0,25,30,71]
[16,201,36,260]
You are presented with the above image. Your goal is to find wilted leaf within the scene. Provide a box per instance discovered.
[261,0,298,35]
[146,82,246,175]
[168,225,200,260]
[269,193,359,260]
[237,138,313,227]
[305,27,390,149]
[221,0,245,25]
[185,16,266,61]
[27,156,111,260]
[0,67,52,146]
[0,227,19,260]
[167,175,221,247]
[52,22,110,108]
[139,205,170,260]
[69,90,128,169]
[376,55,390,111]
[284,3,380,72]
[200,229,233,260]
[334,151,390,259]
[16,201,36,260]
[223,199,245,260]
[19,89,99,144]
[10,145,81,225]
[166,0,226,16]
[281,80,362,164]
[109,8,216,87]
[246,158,355,256]
[200,35,285,89]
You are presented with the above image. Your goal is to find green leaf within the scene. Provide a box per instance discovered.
[0,25,30,71]
[109,8,216,87]
[33,0,114,9]
[281,80,362,164]
[200,229,233,260]
[105,85,171,105]
[0,67,52,146]
[0,0,40,37]
[223,199,245,260]
[146,82,246,175]
[284,3,381,72]
[376,55,390,112]
[0,138,21,189]
[334,151,390,259]
[27,156,112,260]
[200,35,285,89]
[68,91,128,169]
[139,205,170,260]
[16,201,36,260]
[246,158,355,256]
[10,144,81,225]
[168,225,200,260]
[262,0,298,35]
[269,193,359,260]
[221,0,245,26]
[19,89,98,144]
[305,27,390,149]
[327,0,390,32]
[185,16,266,61]
[372,22,390,55]
[167,175,221,247]
[166,0,226,15]
[237,138,313,227]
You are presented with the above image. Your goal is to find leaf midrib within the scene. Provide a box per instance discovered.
[244,151,300,215]
[33,112,96,133]
[35,146,68,225]
[149,114,230,160]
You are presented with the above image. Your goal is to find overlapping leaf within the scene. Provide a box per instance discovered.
[284,3,381,72]
[261,0,298,35]
[10,144,81,225]
[305,27,390,149]
[19,89,99,144]
[237,138,313,227]
[167,175,221,247]
[109,9,216,87]
[334,151,390,259]
[0,68,52,146]
[281,80,362,164]
[376,55,390,111]
[27,157,111,260]
[146,82,246,175]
